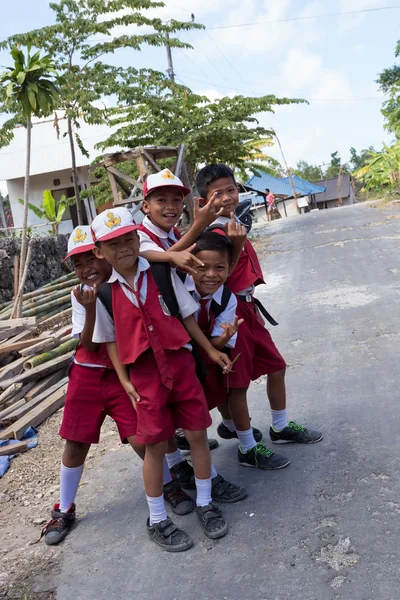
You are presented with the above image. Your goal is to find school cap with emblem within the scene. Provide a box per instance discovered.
[90,207,140,242]
[143,168,191,199]
[64,226,95,260]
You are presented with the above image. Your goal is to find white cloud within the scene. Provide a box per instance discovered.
[338,0,390,34]
[283,49,323,89]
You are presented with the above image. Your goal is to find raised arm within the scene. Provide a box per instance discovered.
[72,285,99,353]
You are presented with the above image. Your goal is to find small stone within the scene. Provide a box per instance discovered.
[249,513,255,518]
[0,493,10,504]
[33,518,47,525]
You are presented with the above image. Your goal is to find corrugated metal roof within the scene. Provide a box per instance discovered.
[245,172,325,198]
[280,175,326,195]
[312,175,351,202]
[0,116,116,181]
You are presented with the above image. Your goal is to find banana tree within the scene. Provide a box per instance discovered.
[235,137,281,182]
[0,46,59,316]
[18,189,67,234]
[353,143,400,192]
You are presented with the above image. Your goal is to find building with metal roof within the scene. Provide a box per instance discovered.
[245,172,325,199]
[311,174,356,208]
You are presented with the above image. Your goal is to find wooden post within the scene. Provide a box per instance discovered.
[13,255,19,300]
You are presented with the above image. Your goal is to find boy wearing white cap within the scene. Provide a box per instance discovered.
[41,226,195,546]
[91,207,232,551]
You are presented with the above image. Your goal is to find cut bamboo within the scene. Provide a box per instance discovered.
[22,295,71,318]
[0,351,73,389]
[0,399,25,421]
[36,307,72,333]
[0,338,42,355]
[0,356,28,382]
[23,338,78,370]
[18,337,56,357]
[0,383,23,407]
[43,272,77,287]
[0,383,67,440]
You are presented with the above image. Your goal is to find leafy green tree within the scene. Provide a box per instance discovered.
[293,160,323,182]
[377,40,400,136]
[325,151,349,179]
[4,0,202,224]
[353,142,400,192]
[100,77,305,185]
[18,189,67,234]
[0,47,59,316]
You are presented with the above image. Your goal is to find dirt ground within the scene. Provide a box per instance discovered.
[0,410,124,599]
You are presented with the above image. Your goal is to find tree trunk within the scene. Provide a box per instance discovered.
[67,117,83,225]
[14,117,32,318]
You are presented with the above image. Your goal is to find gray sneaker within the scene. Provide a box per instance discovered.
[211,474,248,503]
[147,517,193,552]
[196,503,229,539]
[270,421,323,444]
[238,443,290,470]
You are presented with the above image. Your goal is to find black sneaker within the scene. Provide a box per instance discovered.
[270,421,323,444]
[163,480,195,515]
[211,474,248,504]
[217,422,263,443]
[41,503,76,546]
[147,517,193,552]
[196,503,229,539]
[238,443,290,470]
[170,460,196,489]
[174,430,219,451]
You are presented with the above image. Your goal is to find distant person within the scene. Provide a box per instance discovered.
[266,188,277,222]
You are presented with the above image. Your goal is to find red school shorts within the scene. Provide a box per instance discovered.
[227,299,287,389]
[59,364,138,444]
[201,359,228,411]
[130,348,212,445]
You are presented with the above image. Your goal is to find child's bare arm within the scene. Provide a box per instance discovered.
[140,245,205,275]
[106,342,140,410]
[224,213,247,270]
[182,315,232,373]
[73,285,99,352]
[210,316,244,349]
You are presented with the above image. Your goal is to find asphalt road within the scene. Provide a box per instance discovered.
[55,202,400,600]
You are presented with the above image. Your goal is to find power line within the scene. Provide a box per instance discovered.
[207,5,400,30]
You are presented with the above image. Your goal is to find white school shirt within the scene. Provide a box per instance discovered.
[71,286,112,368]
[211,215,254,297]
[184,275,238,349]
[138,216,179,253]
[92,257,199,344]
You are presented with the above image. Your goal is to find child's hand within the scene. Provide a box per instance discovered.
[207,347,232,374]
[167,245,205,275]
[73,284,97,307]
[193,193,225,229]
[122,380,140,410]
[225,213,247,246]
[219,316,244,345]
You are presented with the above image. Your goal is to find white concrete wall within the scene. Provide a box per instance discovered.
[7,166,96,235]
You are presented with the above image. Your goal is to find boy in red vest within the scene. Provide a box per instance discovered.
[42,227,194,546]
[195,164,323,470]
[91,208,232,552]
[137,170,247,502]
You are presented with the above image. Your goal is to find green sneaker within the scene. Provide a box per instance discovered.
[238,442,290,470]
[270,421,323,444]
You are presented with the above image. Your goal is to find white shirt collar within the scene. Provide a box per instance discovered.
[142,215,178,241]
[108,256,150,289]
[190,281,224,305]
[212,215,240,226]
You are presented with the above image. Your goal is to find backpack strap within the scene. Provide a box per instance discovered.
[96,282,113,319]
[210,285,232,320]
[206,223,226,235]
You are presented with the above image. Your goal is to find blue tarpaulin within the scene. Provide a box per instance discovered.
[0,426,38,477]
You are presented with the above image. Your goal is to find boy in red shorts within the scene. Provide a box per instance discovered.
[195,164,323,471]
[42,227,194,546]
[137,170,247,502]
[91,208,232,552]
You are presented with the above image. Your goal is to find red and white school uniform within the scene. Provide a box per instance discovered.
[59,288,138,445]
[211,217,286,388]
[93,258,212,445]
[138,215,181,252]
[185,276,237,410]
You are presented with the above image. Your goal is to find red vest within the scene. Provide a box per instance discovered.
[138,224,181,250]
[213,228,265,293]
[74,342,114,369]
[111,269,191,388]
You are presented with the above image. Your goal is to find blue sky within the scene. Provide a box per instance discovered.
[0,0,399,171]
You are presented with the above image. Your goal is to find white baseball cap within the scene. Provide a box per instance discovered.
[65,226,95,260]
[143,168,190,199]
[91,207,140,242]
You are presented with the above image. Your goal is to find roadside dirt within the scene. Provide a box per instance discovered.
[0,410,123,599]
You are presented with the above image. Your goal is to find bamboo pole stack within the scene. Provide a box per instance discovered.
[0,273,79,449]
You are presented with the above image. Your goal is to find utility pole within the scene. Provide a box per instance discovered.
[165,32,175,82]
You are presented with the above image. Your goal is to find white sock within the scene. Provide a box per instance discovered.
[211,464,218,479]
[163,457,173,486]
[271,409,288,432]
[237,428,257,453]
[147,494,168,526]
[195,477,212,507]
[222,419,236,432]
[59,463,84,513]
[165,449,184,469]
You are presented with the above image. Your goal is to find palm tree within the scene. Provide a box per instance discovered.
[0,46,59,316]
[235,137,281,182]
